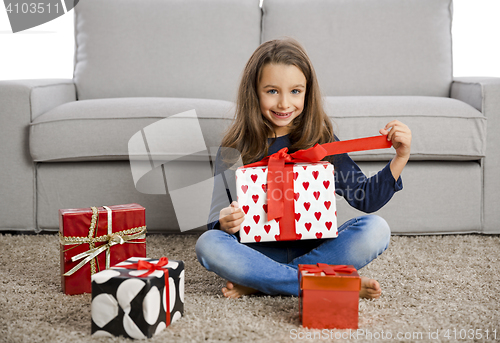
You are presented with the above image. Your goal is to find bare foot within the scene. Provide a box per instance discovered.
[359,276,382,299]
[222,281,258,299]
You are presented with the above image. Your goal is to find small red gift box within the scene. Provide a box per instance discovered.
[59,204,147,295]
[299,264,361,329]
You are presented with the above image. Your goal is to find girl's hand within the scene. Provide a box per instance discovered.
[379,120,412,159]
[219,201,245,234]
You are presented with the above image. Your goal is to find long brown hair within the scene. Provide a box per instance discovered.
[221,37,335,165]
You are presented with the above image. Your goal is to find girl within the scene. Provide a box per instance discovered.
[196,38,411,299]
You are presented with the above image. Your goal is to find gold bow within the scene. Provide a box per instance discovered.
[60,206,147,276]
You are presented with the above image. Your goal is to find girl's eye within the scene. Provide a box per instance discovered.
[267,89,278,94]
[291,89,301,94]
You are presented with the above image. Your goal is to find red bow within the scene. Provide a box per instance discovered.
[302,263,356,275]
[244,144,328,221]
[121,257,169,277]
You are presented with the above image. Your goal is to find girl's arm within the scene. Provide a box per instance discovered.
[334,155,402,213]
[207,148,234,230]
[334,120,411,213]
[379,120,412,181]
[207,148,245,233]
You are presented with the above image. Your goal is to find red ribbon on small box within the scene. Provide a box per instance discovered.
[120,257,171,326]
[302,263,356,275]
[242,135,392,240]
[120,257,169,277]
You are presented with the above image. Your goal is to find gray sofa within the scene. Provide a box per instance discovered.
[1,0,498,235]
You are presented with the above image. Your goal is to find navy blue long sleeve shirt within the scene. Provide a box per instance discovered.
[207,134,402,233]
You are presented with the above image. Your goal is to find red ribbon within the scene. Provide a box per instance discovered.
[119,257,171,326]
[245,144,329,221]
[120,256,170,277]
[302,263,356,275]
[242,135,392,239]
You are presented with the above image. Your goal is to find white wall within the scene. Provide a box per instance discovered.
[0,0,499,81]
[0,7,75,80]
[451,0,500,77]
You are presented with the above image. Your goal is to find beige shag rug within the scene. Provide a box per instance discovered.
[0,233,499,343]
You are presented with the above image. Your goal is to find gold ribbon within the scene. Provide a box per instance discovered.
[60,206,147,277]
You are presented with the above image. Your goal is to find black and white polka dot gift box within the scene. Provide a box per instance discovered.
[91,257,184,339]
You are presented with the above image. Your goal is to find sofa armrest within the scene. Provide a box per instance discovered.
[451,77,500,234]
[0,79,76,232]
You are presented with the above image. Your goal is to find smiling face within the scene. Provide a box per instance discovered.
[257,63,307,137]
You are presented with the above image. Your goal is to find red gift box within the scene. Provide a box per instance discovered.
[299,264,361,329]
[59,203,147,295]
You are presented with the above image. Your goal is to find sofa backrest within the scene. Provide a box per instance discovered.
[262,0,453,97]
[73,0,261,101]
[74,0,453,100]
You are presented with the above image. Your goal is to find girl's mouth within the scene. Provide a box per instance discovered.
[271,110,293,118]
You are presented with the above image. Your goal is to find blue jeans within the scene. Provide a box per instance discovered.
[195,215,390,296]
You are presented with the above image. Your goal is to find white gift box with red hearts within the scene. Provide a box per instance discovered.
[236,161,338,243]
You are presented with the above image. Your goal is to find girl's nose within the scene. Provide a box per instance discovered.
[277,95,289,109]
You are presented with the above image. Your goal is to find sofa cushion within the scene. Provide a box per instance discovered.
[73,0,261,101]
[30,96,485,163]
[30,98,235,162]
[327,96,486,161]
[262,0,453,97]
[337,161,482,234]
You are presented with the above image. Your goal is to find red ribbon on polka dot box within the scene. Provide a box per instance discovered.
[236,135,392,243]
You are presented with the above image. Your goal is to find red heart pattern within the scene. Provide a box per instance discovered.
[264,225,271,233]
[313,191,320,200]
[236,162,337,243]
[253,215,260,224]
